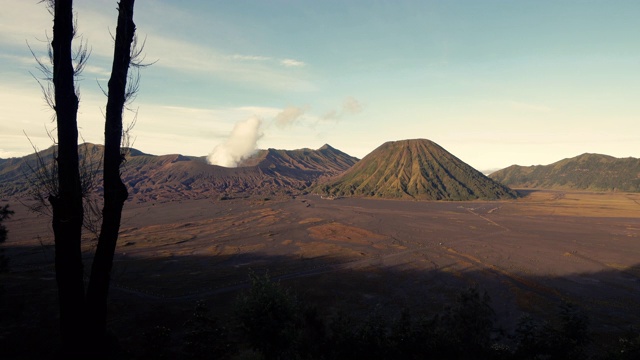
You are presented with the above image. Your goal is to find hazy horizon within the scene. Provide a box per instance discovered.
[2,1,639,170]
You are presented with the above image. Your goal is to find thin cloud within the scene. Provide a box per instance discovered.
[281,58,305,67]
[321,109,339,122]
[322,96,365,121]
[230,54,271,61]
[146,36,315,92]
[0,2,51,48]
[83,65,111,77]
[274,106,308,128]
[4,2,315,92]
[0,54,41,66]
[342,96,363,115]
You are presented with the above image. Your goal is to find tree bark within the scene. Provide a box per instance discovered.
[50,0,86,352]
[45,0,139,353]
[86,0,135,340]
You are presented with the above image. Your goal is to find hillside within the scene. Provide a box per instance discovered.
[0,143,358,202]
[489,153,640,192]
[316,139,517,200]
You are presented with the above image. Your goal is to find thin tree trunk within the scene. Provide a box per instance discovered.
[86,0,135,340]
[50,0,86,352]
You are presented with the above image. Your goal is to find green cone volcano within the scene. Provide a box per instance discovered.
[317,139,517,200]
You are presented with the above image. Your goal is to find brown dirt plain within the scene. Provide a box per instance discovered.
[2,189,640,350]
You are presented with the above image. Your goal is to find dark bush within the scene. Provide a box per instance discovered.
[0,204,14,272]
[228,271,596,360]
[183,301,234,359]
[513,301,591,359]
[234,270,302,359]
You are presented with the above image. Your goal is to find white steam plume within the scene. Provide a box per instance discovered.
[207,116,263,167]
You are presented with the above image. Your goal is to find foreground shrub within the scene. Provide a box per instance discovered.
[513,301,590,359]
[229,270,596,360]
[234,270,302,359]
[608,327,640,360]
[434,286,495,356]
[183,301,234,359]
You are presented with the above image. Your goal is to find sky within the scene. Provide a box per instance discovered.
[1,0,639,171]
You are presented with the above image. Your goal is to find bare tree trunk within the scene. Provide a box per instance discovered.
[42,0,140,353]
[49,0,86,352]
[86,0,135,340]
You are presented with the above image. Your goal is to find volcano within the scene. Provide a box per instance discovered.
[316,139,517,200]
[0,143,358,202]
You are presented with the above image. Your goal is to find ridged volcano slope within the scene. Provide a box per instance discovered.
[316,139,517,200]
[240,144,357,176]
[0,143,358,202]
[489,153,640,192]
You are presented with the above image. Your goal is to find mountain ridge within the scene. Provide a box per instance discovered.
[489,153,640,192]
[0,143,359,202]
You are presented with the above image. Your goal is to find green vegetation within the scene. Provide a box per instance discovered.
[607,327,640,360]
[3,267,638,359]
[140,272,598,359]
[489,153,640,192]
[180,301,232,359]
[512,303,591,360]
[234,270,304,359]
[222,273,638,360]
[176,272,609,360]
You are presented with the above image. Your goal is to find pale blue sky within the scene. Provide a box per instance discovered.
[1,0,639,171]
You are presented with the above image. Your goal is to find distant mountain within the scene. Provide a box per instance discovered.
[315,139,517,200]
[0,143,358,202]
[489,153,640,192]
[239,144,357,175]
